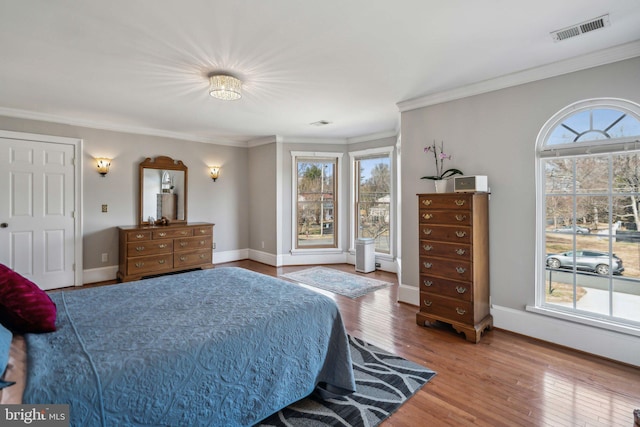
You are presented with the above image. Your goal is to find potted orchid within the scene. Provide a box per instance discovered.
[421,140,463,192]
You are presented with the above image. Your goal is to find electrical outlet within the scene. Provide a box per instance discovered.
[261,241,265,249]
[101,204,108,213]
[213,242,216,249]
[101,253,108,263]
[375,262,381,268]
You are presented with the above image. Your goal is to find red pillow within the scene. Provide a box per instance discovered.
[0,264,57,333]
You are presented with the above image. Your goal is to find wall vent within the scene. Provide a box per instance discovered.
[550,14,610,42]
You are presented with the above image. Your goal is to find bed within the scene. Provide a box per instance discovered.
[3,267,355,426]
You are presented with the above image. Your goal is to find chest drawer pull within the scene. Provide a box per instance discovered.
[158,244,168,249]
[135,262,144,268]
[421,199,433,206]
[199,229,207,234]
[422,228,432,235]
[455,248,466,255]
[180,256,187,261]
[158,259,166,264]
[181,231,188,235]
[455,231,467,238]
[180,242,188,247]
[199,254,206,259]
[199,240,206,245]
[423,280,433,287]
[422,213,433,220]
[456,307,466,315]
[135,246,145,252]
[456,286,467,294]
[455,199,466,206]
[423,300,433,307]
[135,234,145,239]
[455,214,466,221]
[423,262,433,269]
[456,267,466,274]
[423,244,433,251]
[158,232,167,237]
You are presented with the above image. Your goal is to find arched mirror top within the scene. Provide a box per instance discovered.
[138,156,188,225]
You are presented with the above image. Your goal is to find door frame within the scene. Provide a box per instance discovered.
[0,129,83,286]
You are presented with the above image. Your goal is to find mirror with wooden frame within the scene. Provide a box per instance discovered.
[138,156,188,225]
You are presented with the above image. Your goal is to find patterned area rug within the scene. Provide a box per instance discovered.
[257,335,436,427]
[280,267,393,298]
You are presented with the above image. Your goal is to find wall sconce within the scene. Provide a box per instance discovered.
[209,166,220,182]
[96,158,111,176]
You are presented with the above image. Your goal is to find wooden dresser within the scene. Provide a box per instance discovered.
[415,193,492,343]
[117,222,214,282]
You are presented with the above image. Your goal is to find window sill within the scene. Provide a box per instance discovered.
[526,305,640,338]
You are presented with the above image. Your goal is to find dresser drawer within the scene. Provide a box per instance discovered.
[420,293,473,324]
[174,249,212,268]
[126,239,173,257]
[193,226,213,236]
[419,240,471,260]
[419,210,471,225]
[418,194,472,211]
[126,254,173,275]
[419,225,471,244]
[125,230,152,242]
[175,236,212,252]
[420,275,472,301]
[153,228,193,239]
[419,256,472,281]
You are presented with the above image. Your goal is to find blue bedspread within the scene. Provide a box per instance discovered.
[23,267,355,426]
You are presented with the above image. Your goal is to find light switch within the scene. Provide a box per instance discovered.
[102,204,108,213]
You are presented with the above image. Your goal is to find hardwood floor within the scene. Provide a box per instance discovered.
[220,260,640,427]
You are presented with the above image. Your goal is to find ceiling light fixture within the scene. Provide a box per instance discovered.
[209,74,242,101]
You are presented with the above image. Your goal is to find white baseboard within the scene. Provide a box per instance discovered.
[82,265,118,285]
[398,282,419,306]
[213,248,249,265]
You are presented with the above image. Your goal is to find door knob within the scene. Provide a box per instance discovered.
[0,223,7,228]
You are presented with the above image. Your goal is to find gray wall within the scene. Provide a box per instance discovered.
[0,116,249,271]
[248,142,277,253]
[400,57,640,364]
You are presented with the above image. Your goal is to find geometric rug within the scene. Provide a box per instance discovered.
[280,267,393,299]
[256,335,436,427]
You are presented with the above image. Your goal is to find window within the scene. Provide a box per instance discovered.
[536,99,640,333]
[351,148,392,254]
[292,153,341,250]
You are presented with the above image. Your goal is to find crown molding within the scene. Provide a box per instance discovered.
[397,40,640,113]
[347,129,398,144]
[0,106,248,147]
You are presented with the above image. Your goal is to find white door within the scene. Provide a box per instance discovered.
[0,136,77,290]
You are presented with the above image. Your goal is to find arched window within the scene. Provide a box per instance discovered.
[535,98,640,334]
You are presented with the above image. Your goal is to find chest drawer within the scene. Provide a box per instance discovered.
[125,230,152,242]
[175,236,212,252]
[419,240,471,260]
[418,194,473,211]
[174,249,212,268]
[420,256,472,281]
[420,275,472,301]
[126,239,173,257]
[419,225,471,244]
[420,293,473,324]
[193,226,213,236]
[126,253,173,275]
[153,228,193,239]
[419,210,472,225]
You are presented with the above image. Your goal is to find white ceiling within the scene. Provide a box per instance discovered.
[1,1,639,146]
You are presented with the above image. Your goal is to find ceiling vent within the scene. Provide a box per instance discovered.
[310,120,332,126]
[550,14,610,42]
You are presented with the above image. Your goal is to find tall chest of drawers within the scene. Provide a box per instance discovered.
[117,222,214,282]
[416,193,492,343]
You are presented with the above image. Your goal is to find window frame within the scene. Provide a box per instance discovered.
[291,151,343,254]
[349,146,394,256]
[532,98,640,336]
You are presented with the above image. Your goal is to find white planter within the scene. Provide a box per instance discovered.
[434,179,447,193]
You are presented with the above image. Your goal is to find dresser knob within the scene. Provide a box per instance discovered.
[135,262,144,268]
[180,256,187,261]
[159,232,167,237]
[423,280,433,287]
[181,231,188,235]
[135,234,144,239]
[455,267,466,274]
[423,300,433,307]
[455,248,466,255]
[456,286,467,294]
[422,199,433,206]
[158,259,166,264]
[456,307,466,315]
[423,262,433,269]
[180,242,188,247]
[200,230,206,234]
[455,214,466,221]
[422,228,432,235]
[423,244,433,251]
[158,244,168,248]
[199,240,205,245]
[455,231,467,238]
[199,254,206,259]
[455,200,466,206]
[422,213,433,220]
[135,246,145,252]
